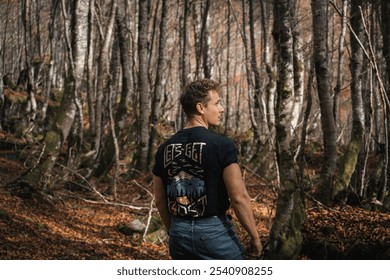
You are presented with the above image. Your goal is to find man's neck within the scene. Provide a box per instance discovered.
[184,116,208,129]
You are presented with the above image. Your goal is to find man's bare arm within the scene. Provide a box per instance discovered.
[223,163,262,256]
[153,175,171,231]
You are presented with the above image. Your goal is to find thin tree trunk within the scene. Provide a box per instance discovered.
[333,0,348,128]
[224,3,231,135]
[0,47,3,127]
[312,0,337,204]
[22,0,37,136]
[297,60,314,184]
[380,0,390,203]
[41,1,56,121]
[86,0,96,145]
[134,0,150,172]
[242,0,258,142]
[193,0,202,78]
[148,0,168,169]
[261,0,276,136]
[201,0,211,78]
[181,0,190,87]
[291,0,304,135]
[92,0,117,170]
[148,1,159,86]
[177,0,190,129]
[334,0,365,197]
[249,0,263,133]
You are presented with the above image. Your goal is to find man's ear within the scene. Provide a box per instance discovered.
[196,102,204,114]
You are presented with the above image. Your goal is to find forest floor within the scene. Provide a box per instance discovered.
[0,130,389,260]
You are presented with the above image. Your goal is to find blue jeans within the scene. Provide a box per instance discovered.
[169,215,244,260]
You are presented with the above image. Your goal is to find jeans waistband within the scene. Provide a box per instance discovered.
[171,213,228,223]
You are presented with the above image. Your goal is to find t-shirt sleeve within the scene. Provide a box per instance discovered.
[217,137,238,168]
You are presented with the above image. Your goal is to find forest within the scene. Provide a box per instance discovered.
[0,0,389,260]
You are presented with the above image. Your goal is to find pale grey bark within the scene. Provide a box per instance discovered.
[41,1,59,121]
[261,0,276,135]
[86,0,96,141]
[260,0,278,180]
[21,0,89,187]
[334,0,365,197]
[333,0,348,127]
[57,0,89,155]
[273,0,295,153]
[291,1,304,135]
[67,0,90,169]
[93,0,117,162]
[249,0,263,133]
[22,0,37,134]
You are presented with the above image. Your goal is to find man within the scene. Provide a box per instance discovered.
[153,79,262,259]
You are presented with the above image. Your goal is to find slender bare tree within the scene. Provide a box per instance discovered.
[333,0,348,128]
[0,46,3,125]
[21,0,37,136]
[378,0,390,202]
[40,1,57,121]
[249,0,263,134]
[334,0,365,198]
[224,2,231,135]
[134,0,151,172]
[242,0,259,145]
[312,0,337,204]
[86,0,96,144]
[291,0,305,135]
[148,0,169,168]
[91,0,117,171]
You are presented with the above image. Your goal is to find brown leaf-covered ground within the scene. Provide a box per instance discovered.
[0,132,389,260]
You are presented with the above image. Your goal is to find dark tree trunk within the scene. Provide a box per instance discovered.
[379,0,390,203]
[148,0,169,169]
[334,0,365,197]
[312,0,337,204]
[134,0,150,173]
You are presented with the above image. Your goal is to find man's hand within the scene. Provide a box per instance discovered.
[247,237,262,258]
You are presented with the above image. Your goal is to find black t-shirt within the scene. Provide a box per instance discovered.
[153,126,238,218]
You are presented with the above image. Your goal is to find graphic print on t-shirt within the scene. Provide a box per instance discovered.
[164,142,206,217]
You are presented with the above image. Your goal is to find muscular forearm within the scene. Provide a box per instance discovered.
[223,163,262,256]
[230,193,259,240]
[231,194,263,256]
